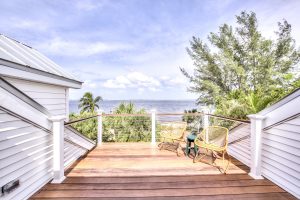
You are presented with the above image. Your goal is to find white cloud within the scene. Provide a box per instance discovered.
[159,76,188,88]
[83,80,97,88]
[101,71,188,93]
[36,37,132,56]
[102,71,160,90]
[168,77,187,86]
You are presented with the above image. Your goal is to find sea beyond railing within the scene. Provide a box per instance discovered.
[69,100,197,114]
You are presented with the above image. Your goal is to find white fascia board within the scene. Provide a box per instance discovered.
[262,96,300,128]
[0,87,52,130]
[0,64,82,89]
[259,89,300,116]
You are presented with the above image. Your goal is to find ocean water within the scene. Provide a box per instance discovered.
[70,100,198,114]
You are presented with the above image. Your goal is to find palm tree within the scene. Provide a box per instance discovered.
[78,92,103,113]
[115,102,135,114]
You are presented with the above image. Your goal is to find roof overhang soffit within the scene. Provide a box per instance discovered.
[0,59,82,89]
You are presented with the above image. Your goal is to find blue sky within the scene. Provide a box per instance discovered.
[1,0,300,100]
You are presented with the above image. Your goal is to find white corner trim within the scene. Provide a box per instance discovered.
[65,88,69,121]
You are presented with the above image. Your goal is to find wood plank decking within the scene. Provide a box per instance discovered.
[31,143,296,200]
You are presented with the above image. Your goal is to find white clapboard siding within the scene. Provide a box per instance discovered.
[228,124,251,167]
[0,108,95,200]
[65,127,95,150]
[63,127,95,169]
[4,77,68,117]
[261,116,300,199]
[0,110,53,200]
[64,141,87,168]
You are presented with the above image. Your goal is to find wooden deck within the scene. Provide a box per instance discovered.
[31,143,296,199]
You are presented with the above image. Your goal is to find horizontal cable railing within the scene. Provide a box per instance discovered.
[64,115,98,125]
[64,111,249,143]
[102,113,150,117]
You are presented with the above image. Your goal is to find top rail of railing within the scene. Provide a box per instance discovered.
[102,113,150,117]
[64,115,98,125]
[64,112,250,125]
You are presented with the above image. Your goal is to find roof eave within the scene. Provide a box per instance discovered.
[0,58,83,89]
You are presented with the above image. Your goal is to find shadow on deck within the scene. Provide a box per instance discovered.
[31,143,296,199]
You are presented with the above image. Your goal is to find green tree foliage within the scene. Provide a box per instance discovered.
[182,109,202,131]
[78,92,102,113]
[69,111,98,140]
[181,11,300,118]
[103,102,151,142]
[69,102,152,142]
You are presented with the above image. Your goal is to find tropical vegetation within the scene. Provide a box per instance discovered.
[70,101,152,142]
[69,111,98,140]
[181,11,300,119]
[78,92,102,113]
[182,109,202,131]
[103,102,152,142]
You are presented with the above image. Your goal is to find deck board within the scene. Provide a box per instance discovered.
[31,143,296,199]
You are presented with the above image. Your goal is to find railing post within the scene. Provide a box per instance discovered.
[202,108,209,129]
[247,114,266,179]
[202,108,209,142]
[97,110,103,146]
[50,115,66,184]
[151,109,156,145]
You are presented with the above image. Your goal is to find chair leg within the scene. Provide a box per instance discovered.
[193,144,198,156]
[185,140,190,156]
[223,151,231,174]
[219,151,230,174]
[158,138,166,150]
[194,148,209,163]
[158,142,163,150]
[193,147,201,163]
[176,143,180,156]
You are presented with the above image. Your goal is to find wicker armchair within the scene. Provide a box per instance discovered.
[194,126,231,173]
[158,121,187,156]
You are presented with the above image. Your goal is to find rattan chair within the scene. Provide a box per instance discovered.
[193,126,231,173]
[158,121,187,156]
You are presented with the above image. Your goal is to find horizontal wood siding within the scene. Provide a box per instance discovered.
[261,116,300,199]
[64,141,87,169]
[64,127,95,150]
[0,109,95,200]
[4,77,67,116]
[228,124,251,167]
[0,109,53,200]
[63,127,95,169]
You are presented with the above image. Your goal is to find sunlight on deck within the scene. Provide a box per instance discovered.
[31,143,296,199]
[66,142,248,177]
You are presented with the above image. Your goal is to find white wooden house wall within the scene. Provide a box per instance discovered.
[0,108,95,200]
[0,34,92,200]
[261,117,300,199]
[4,77,68,117]
[227,91,300,199]
[228,124,251,167]
[0,109,53,200]
[258,93,300,199]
